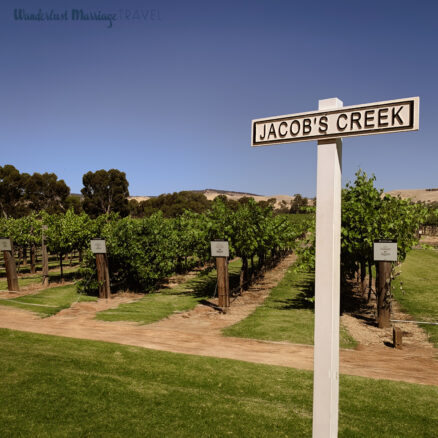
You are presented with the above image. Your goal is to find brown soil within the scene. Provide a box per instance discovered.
[420,235,438,246]
[0,254,437,387]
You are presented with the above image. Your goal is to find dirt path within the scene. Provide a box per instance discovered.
[0,255,437,387]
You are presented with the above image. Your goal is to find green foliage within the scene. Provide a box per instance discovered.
[341,170,427,276]
[293,208,316,272]
[0,164,27,218]
[81,169,130,218]
[3,212,42,249]
[24,172,70,214]
[43,209,93,257]
[78,213,184,294]
[295,171,427,276]
[290,193,309,214]
[0,165,71,217]
[79,198,301,295]
[65,194,83,213]
[422,204,438,227]
[133,191,212,218]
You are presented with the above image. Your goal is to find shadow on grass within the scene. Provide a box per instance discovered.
[340,279,378,326]
[275,276,316,311]
[49,269,82,283]
[0,260,80,277]
[170,269,243,300]
[268,272,374,319]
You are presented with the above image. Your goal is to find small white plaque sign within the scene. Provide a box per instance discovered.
[373,240,397,262]
[0,238,12,251]
[211,240,229,257]
[90,239,107,254]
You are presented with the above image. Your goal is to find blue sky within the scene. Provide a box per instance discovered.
[1,0,437,197]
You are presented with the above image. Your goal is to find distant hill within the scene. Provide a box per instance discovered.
[386,189,438,204]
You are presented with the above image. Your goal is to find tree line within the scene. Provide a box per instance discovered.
[1,164,315,219]
[0,165,130,219]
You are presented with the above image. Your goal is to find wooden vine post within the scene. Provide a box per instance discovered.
[0,238,19,291]
[91,239,110,299]
[373,240,397,328]
[211,240,230,309]
[41,225,49,287]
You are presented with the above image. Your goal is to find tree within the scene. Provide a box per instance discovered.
[5,213,42,273]
[65,195,83,214]
[81,169,130,218]
[44,209,93,281]
[24,172,70,214]
[138,191,211,218]
[0,165,27,218]
[290,194,308,214]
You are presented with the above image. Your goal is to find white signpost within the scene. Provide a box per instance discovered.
[251,96,419,438]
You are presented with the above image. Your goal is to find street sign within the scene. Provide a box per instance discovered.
[252,97,419,146]
[374,239,397,262]
[251,96,420,438]
[211,240,229,257]
[90,239,107,254]
[0,238,12,251]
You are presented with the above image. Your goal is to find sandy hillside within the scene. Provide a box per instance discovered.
[127,196,151,203]
[386,188,438,203]
[129,190,299,209]
[202,189,294,208]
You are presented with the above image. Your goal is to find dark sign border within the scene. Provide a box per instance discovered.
[252,100,415,146]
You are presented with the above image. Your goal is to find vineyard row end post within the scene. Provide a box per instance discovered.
[91,239,111,299]
[0,238,19,291]
[42,225,49,287]
[211,240,230,310]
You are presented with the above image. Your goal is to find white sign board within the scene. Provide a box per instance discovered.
[90,239,107,254]
[252,97,419,146]
[211,240,229,257]
[0,238,12,251]
[374,240,397,262]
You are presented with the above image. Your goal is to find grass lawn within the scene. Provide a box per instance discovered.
[0,329,436,437]
[392,248,438,346]
[0,284,96,317]
[96,259,243,324]
[0,266,81,291]
[223,268,357,349]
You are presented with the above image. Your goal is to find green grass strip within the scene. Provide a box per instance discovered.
[96,259,243,324]
[223,268,357,349]
[392,248,438,347]
[0,283,96,317]
[0,329,436,437]
[0,266,80,291]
